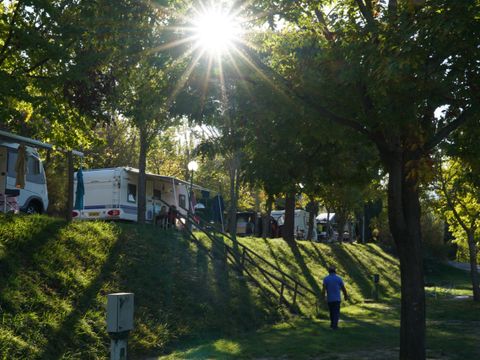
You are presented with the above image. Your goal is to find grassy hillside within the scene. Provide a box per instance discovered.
[0,214,408,359]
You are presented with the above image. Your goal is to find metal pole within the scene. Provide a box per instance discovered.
[110,339,128,360]
[188,170,193,231]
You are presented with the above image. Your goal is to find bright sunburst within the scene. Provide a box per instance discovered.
[157,1,281,108]
[192,7,242,55]
[192,6,241,55]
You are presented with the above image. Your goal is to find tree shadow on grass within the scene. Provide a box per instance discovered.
[344,245,399,295]
[328,244,373,298]
[37,230,125,360]
[285,240,322,298]
[364,244,399,268]
[164,315,399,360]
[0,216,64,312]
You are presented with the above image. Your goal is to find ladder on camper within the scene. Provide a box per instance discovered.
[158,200,318,314]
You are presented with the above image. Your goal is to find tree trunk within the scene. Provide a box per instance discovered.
[386,150,426,360]
[306,199,318,241]
[283,190,296,243]
[336,209,347,243]
[228,157,238,241]
[466,231,480,301]
[137,127,148,224]
[262,195,273,239]
[66,151,74,222]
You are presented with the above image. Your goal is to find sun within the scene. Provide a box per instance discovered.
[192,6,242,55]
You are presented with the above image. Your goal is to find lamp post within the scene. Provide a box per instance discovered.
[187,160,198,231]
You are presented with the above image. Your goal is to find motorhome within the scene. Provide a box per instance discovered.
[0,141,49,214]
[270,209,317,240]
[73,167,203,222]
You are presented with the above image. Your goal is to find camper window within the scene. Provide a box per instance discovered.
[28,156,40,175]
[6,150,17,177]
[153,189,161,200]
[179,194,186,209]
[26,156,45,184]
[127,183,137,203]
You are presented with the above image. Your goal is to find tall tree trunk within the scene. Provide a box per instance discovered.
[137,127,148,224]
[262,195,274,239]
[386,150,425,360]
[467,231,480,301]
[283,190,296,243]
[306,198,318,241]
[66,151,74,222]
[336,208,347,242]
[228,157,238,241]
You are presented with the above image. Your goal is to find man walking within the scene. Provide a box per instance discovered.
[322,266,348,329]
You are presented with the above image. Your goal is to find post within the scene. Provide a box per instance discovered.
[107,293,134,360]
[187,160,198,231]
[188,170,193,231]
[66,151,74,222]
[373,274,380,301]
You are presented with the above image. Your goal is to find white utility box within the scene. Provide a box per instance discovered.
[107,293,134,333]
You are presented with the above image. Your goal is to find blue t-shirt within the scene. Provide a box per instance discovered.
[323,273,344,302]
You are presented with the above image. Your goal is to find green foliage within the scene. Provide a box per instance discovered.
[0,0,158,148]
[436,158,480,263]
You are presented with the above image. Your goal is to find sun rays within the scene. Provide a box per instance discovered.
[157,0,280,113]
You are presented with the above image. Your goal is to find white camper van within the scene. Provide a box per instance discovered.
[271,209,317,240]
[0,141,49,214]
[73,167,196,222]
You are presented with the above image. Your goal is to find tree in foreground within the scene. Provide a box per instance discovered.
[247,1,480,358]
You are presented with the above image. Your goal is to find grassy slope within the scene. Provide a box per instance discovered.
[0,215,477,359]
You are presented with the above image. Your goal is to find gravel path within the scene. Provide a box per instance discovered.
[447,261,480,272]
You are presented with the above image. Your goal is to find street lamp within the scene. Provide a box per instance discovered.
[187,160,199,231]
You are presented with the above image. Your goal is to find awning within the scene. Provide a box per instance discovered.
[124,167,210,192]
[0,129,84,157]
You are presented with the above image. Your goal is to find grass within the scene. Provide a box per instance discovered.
[159,298,480,360]
[0,214,478,359]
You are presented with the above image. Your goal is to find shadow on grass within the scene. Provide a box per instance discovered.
[345,245,399,295]
[329,245,373,297]
[163,314,399,360]
[0,216,64,312]
[285,240,322,298]
[37,229,125,360]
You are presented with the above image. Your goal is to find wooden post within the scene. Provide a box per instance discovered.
[66,151,74,222]
[292,283,298,306]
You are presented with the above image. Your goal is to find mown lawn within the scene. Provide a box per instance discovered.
[1,214,477,359]
[157,253,480,360]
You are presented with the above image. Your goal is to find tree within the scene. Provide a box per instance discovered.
[0,0,148,148]
[247,1,480,358]
[436,157,480,301]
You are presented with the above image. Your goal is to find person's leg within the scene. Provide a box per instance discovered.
[327,302,335,328]
[331,301,341,329]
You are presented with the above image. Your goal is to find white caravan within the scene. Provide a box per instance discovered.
[73,167,199,222]
[0,141,49,214]
[270,209,317,240]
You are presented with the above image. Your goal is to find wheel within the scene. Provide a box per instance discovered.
[25,202,41,215]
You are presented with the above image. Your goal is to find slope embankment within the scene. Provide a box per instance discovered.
[0,215,401,359]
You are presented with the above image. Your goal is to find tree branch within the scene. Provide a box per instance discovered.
[239,45,373,140]
[354,0,376,29]
[388,0,398,18]
[425,108,473,150]
[314,8,335,41]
